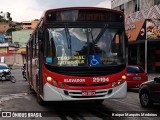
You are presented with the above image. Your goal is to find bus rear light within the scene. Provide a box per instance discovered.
[112,82,116,87]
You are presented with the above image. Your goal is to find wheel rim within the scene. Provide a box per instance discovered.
[141,93,149,106]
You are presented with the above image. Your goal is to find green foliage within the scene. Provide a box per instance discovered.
[6,12,12,21]
[0,12,12,23]
[0,15,6,22]
[6,28,16,35]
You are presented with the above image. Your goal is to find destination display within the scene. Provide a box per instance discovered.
[46,9,123,22]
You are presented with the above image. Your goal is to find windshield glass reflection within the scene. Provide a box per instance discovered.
[45,27,125,67]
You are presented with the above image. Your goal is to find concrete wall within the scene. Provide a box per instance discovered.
[12,30,33,47]
[12,30,32,65]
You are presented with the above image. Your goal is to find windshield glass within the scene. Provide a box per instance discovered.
[0,65,8,69]
[44,26,125,67]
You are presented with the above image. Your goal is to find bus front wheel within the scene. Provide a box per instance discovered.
[37,94,45,105]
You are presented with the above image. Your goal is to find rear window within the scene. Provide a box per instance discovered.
[127,66,144,73]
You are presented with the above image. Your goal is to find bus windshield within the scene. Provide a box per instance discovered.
[45,26,125,67]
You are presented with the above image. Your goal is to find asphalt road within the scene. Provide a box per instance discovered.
[0,69,159,120]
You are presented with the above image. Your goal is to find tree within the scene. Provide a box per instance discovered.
[0,12,12,22]
[6,12,12,21]
[0,15,5,22]
[6,28,16,35]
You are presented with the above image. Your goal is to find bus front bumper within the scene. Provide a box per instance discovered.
[43,81,127,101]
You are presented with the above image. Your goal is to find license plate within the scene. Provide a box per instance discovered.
[82,91,96,96]
[133,77,141,80]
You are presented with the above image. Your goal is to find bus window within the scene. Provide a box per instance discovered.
[44,30,55,64]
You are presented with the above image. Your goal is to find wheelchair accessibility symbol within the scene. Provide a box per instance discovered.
[90,55,100,66]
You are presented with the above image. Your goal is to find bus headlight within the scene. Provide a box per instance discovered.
[46,76,58,87]
[46,76,52,82]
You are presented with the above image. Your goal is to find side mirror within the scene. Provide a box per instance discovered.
[154,77,160,83]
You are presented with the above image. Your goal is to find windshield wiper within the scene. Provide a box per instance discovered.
[94,24,108,43]
[90,29,95,44]
[88,28,96,54]
[65,25,72,55]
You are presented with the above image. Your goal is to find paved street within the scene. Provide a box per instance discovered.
[0,69,160,120]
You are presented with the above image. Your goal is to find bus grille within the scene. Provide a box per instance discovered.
[64,89,112,98]
[65,83,109,86]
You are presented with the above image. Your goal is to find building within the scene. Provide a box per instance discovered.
[22,19,39,30]
[12,30,33,47]
[112,0,160,73]
[12,30,33,65]
[0,42,16,65]
[0,33,16,65]
[10,19,39,65]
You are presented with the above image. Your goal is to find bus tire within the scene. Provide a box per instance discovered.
[29,85,33,91]
[37,94,45,105]
[29,83,33,91]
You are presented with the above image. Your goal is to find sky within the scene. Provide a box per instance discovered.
[0,0,111,22]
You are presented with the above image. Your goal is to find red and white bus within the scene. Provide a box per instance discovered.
[26,7,127,105]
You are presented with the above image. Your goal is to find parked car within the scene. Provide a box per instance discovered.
[0,63,16,82]
[126,65,148,88]
[0,63,11,81]
[0,63,10,73]
[139,77,160,107]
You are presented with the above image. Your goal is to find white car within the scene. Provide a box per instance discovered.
[0,63,10,73]
[0,63,11,80]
